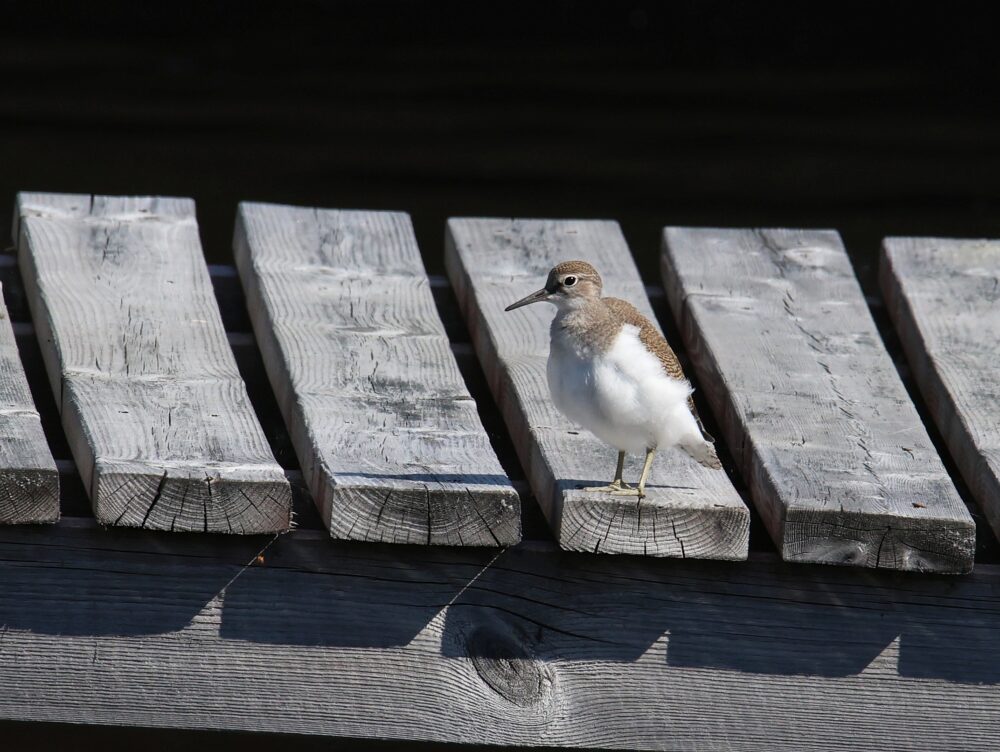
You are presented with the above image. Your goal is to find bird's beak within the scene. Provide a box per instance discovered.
[504,288,550,312]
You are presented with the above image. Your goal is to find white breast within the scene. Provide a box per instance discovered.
[547,323,697,454]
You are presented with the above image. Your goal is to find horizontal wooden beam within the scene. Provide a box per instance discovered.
[0,520,998,750]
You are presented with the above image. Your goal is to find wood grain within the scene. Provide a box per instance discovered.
[233,202,519,546]
[881,237,1000,541]
[445,218,748,559]
[0,281,59,524]
[662,227,975,573]
[13,193,291,532]
[0,520,999,750]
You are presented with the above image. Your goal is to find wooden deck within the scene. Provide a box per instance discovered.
[1,195,999,749]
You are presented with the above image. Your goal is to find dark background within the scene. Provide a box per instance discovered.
[2,1,998,296]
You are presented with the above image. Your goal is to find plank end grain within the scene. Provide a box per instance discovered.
[782,507,976,574]
[234,202,520,547]
[0,281,59,525]
[93,459,292,533]
[0,465,60,526]
[662,226,975,573]
[15,192,291,534]
[317,476,521,547]
[446,217,749,560]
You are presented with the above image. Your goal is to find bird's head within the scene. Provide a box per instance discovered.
[504,260,603,312]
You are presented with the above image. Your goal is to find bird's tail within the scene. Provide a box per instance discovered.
[681,437,722,470]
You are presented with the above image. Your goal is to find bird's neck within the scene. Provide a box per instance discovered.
[551,297,621,354]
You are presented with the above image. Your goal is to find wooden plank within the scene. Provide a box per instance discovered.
[661,227,975,573]
[881,237,1000,541]
[0,520,999,750]
[445,218,749,559]
[13,193,291,533]
[0,281,59,524]
[233,202,520,546]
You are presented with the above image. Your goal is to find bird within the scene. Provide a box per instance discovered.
[504,260,721,497]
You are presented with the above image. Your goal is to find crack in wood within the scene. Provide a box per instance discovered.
[671,519,687,559]
[140,470,170,529]
[875,527,893,568]
[469,488,503,547]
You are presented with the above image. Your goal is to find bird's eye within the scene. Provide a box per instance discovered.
[563,275,578,287]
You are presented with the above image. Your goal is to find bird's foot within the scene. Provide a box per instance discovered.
[610,487,645,498]
[580,480,637,495]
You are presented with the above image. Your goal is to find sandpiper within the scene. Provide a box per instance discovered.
[505,260,721,497]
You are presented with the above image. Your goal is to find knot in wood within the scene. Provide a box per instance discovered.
[466,624,552,707]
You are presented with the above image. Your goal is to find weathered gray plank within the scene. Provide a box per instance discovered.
[1,520,999,750]
[13,193,291,533]
[445,218,749,559]
[233,202,520,546]
[881,237,1000,541]
[662,227,975,573]
[0,281,59,524]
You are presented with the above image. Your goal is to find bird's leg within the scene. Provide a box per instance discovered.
[581,451,634,493]
[604,447,657,497]
[611,451,632,490]
[635,447,656,498]
[606,447,655,496]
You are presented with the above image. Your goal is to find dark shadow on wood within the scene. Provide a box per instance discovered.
[897,607,1000,683]
[218,539,450,648]
[0,525,240,636]
[440,551,1000,684]
[3,524,999,684]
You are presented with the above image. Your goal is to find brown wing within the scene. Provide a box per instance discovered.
[604,298,685,381]
[604,297,715,442]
